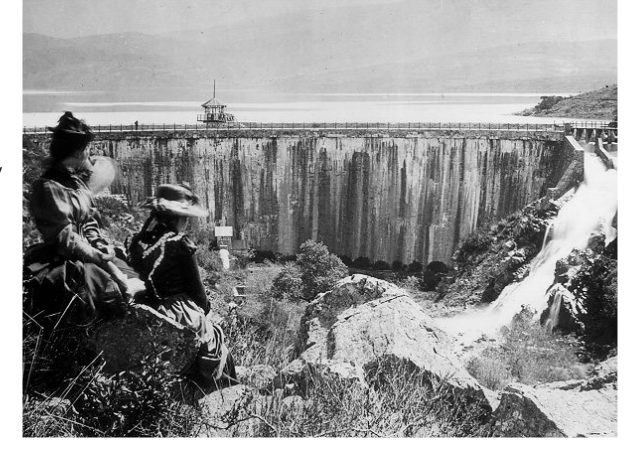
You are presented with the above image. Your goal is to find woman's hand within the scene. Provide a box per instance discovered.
[95,241,116,261]
[126,278,146,298]
[105,262,130,298]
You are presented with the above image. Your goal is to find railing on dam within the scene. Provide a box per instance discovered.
[23,121,569,135]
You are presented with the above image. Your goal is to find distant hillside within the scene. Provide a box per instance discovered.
[518,85,617,120]
[23,0,617,103]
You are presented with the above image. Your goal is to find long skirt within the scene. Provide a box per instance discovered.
[25,256,136,326]
[155,293,235,384]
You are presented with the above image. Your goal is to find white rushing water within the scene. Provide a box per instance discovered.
[437,151,617,343]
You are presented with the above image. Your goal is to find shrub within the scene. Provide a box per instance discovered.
[466,307,587,390]
[296,240,349,299]
[338,255,353,266]
[22,314,201,437]
[391,261,406,272]
[94,195,145,246]
[352,257,371,269]
[570,254,617,358]
[271,263,304,302]
[196,243,223,273]
[456,231,492,264]
[253,250,277,263]
[535,95,564,112]
[372,260,391,270]
[407,261,423,273]
[71,356,200,437]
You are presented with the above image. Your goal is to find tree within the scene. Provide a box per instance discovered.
[297,240,349,299]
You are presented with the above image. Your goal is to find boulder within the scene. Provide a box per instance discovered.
[91,303,199,374]
[540,284,585,333]
[296,275,490,407]
[197,384,258,437]
[493,357,617,437]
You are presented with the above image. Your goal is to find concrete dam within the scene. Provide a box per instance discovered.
[23,127,579,264]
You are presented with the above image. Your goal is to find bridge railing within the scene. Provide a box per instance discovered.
[23,121,568,135]
[566,120,617,129]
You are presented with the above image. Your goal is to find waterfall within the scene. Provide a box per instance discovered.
[437,152,617,343]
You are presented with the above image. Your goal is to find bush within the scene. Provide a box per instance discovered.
[352,257,371,269]
[391,261,406,272]
[338,255,353,266]
[407,261,423,273]
[271,263,304,302]
[456,231,492,264]
[296,240,349,299]
[253,250,277,263]
[22,314,201,437]
[372,260,391,270]
[570,254,617,358]
[71,356,200,437]
[93,195,145,246]
[466,307,586,390]
[535,95,564,112]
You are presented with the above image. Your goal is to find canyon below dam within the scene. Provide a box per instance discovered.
[24,128,579,265]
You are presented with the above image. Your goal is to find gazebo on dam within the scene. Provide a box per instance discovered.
[197,81,236,126]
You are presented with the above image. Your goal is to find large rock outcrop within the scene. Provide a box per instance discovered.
[294,274,490,407]
[540,284,584,333]
[493,357,617,437]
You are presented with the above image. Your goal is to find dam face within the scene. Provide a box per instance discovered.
[24,129,572,264]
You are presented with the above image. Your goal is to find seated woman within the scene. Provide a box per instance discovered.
[26,112,142,325]
[128,183,235,386]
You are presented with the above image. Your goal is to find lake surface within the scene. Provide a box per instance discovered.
[23,93,586,127]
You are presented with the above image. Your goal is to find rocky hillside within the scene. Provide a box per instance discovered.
[21,148,618,437]
[518,85,617,120]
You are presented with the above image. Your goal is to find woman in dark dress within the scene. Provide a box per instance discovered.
[128,183,235,386]
[26,112,142,325]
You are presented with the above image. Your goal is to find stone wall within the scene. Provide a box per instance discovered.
[24,130,570,264]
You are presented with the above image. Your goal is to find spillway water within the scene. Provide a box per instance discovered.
[437,151,617,343]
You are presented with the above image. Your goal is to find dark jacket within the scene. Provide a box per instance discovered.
[29,163,108,264]
[128,216,208,312]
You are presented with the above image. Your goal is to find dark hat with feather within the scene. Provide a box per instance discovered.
[47,111,95,161]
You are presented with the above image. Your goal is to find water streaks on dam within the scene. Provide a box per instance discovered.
[23,128,579,264]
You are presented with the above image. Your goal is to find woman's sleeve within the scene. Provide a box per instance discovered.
[30,180,103,264]
[178,237,209,312]
[82,216,110,251]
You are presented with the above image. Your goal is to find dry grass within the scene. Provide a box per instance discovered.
[221,357,493,437]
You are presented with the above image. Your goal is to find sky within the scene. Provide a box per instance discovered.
[24,0,616,40]
[23,0,404,38]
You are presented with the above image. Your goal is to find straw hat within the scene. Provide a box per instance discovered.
[143,182,208,217]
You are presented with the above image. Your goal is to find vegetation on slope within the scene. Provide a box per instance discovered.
[21,146,616,437]
[563,236,618,359]
[438,199,559,307]
[517,85,617,120]
[466,307,588,391]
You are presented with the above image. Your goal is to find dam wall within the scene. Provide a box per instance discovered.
[23,129,570,264]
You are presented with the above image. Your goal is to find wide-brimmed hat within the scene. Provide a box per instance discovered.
[142,182,208,217]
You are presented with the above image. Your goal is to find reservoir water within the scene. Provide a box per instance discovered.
[23,93,586,127]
